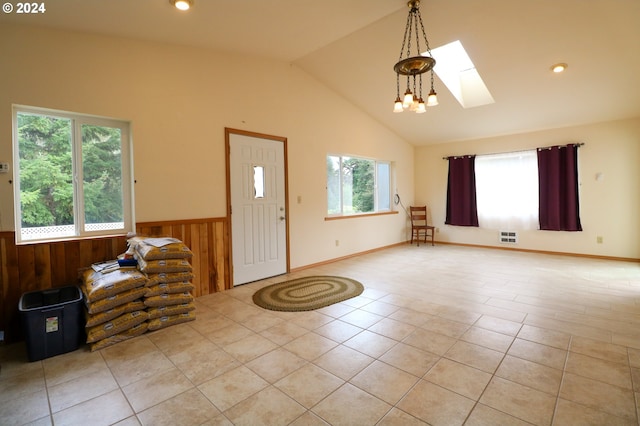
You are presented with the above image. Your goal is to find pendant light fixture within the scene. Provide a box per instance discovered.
[393,0,438,113]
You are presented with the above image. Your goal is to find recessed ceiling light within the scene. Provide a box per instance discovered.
[170,0,193,11]
[551,63,568,73]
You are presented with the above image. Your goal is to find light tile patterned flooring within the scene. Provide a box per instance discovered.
[2,244,640,425]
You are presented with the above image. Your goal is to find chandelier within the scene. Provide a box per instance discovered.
[393,0,438,114]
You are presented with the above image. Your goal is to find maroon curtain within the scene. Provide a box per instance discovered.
[537,144,582,231]
[445,156,479,227]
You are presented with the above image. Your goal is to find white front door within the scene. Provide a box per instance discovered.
[228,130,288,285]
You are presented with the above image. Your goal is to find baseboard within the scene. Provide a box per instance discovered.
[291,239,639,272]
[436,240,640,263]
[290,242,406,272]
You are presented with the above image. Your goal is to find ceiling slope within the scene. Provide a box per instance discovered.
[1,0,639,145]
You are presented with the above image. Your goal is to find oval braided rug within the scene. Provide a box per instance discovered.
[252,276,364,312]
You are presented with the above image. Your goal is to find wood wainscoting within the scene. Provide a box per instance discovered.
[0,217,229,343]
[136,218,230,296]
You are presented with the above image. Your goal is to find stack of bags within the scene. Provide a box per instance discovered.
[81,267,149,351]
[130,237,197,331]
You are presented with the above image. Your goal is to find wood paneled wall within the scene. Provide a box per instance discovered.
[136,218,230,296]
[0,217,229,343]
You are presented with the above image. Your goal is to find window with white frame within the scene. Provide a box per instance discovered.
[13,106,134,243]
[326,155,392,216]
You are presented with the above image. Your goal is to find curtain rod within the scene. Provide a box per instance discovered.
[442,142,584,160]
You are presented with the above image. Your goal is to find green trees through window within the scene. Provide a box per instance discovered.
[14,107,133,242]
[17,114,74,228]
[327,155,391,216]
[81,124,124,225]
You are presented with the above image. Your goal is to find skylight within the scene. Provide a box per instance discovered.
[430,40,494,108]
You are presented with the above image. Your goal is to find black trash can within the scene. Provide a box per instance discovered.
[19,286,84,362]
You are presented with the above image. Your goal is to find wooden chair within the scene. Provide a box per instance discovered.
[410,206,435,246]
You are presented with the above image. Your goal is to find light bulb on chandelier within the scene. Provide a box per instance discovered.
[427,88,438,106]
[393,97,404,113]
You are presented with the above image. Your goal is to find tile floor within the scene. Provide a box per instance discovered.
[1,244,640,425]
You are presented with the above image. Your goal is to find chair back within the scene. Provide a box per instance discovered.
[410,206,427,226]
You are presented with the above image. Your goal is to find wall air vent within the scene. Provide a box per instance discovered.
[499,230,518,244]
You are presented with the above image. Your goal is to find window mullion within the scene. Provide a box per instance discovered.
[11,108,23,238]
[72,119,84,236]
[337,156,343,215]
[374,160,379,212]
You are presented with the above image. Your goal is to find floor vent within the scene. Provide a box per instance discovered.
[499,230,518,244]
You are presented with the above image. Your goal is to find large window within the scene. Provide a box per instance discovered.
[13,106,134,243]
[475,150,539,230]
[327,155,392,216]
[446,145,582,231]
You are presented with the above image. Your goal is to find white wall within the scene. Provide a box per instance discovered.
[415,117,640,259]
[0,24,415,269]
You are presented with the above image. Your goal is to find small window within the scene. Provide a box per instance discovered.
[253,165,265,198]
[327,155,392,216]
[13,106,134,243]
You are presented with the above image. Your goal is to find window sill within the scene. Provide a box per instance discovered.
[325,211,398,221]
[16,232,130,246]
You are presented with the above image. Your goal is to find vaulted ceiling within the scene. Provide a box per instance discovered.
[2,0,639,145]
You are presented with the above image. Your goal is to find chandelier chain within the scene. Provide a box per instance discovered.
[398,8,413,62]
[413,9,421,58]
[405,13,413,61]
[417,8,432,55]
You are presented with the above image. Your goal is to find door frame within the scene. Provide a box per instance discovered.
[225,127,290,287]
